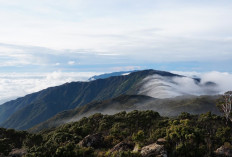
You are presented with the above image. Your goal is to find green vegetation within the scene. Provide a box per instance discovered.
[1,110,231,156]
[0,128,29,155]
[30,94,220,132]
[0,70,175,130]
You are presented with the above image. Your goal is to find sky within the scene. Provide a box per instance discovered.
[0,0,232,103]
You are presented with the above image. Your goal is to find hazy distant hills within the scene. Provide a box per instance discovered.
[30,94,220,132]
[88,70,134,80]
[0,69,221,131]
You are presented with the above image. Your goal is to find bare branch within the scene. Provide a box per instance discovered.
[218,91,232,124]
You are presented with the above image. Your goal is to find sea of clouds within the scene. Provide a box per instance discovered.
[0,71,100,105]
[0,71,232,105]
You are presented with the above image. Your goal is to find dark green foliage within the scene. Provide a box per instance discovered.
[109,151,140,157]
[132,130,145,144]
[30,94,220,132]
[54,143,94,157]
[23,134,43,148]
[0,110,232,156]
[216,127,231,143]
[0,128,28,155]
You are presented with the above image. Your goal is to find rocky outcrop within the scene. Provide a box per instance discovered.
[215,145,232,157]
[156,138,167,145]
[133,144,141,153]
[78,133,104,148]
[141,140,167,157]
[110,142,134,153]
[8,148,27,157]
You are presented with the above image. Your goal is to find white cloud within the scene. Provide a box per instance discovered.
[0,71,100,104]
[0,0,231,102]
[1,70,232,105]
[171,71,232,93]
[201,71,232,93]
[139,71,232,99]
[0,43,127,69]
[111,66,142,72]
[68,61,75,65]
[170,71,201,77]
[0,0,231,63]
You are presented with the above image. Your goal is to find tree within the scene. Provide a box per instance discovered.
[217,91,232,123]
[132,130,145,144]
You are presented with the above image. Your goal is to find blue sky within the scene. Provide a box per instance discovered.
[0,0,232,73]
[0,0,232,103]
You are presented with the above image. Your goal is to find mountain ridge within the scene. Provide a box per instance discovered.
[0,69,181,130]
[29,94,221,132]
[88,70,135,80]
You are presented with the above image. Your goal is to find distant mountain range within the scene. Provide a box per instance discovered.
[0,69,220,131]
[88,70,135,80]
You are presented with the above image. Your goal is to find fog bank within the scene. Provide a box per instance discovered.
[139,71,232,98]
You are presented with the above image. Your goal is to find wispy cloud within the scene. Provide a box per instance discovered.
[111,66,142,72]
[0,0,231,72]
[0,43,127,72]
[68,61,75,65]
[0,1,231,57]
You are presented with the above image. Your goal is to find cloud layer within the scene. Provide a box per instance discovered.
[0,71,99,104]
[139,72,232,99]
[0,0,231,72]
[1,70,231,105]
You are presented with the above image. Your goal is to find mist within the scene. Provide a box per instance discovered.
[201,71,232,94]
[0,71,99,105]
[139,71,232,99]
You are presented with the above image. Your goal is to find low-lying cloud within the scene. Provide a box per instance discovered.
[201,71,232,94]
[139,71,232,99]
[0,71,99,105]
[1,70,232,105]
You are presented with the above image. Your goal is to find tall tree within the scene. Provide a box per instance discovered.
[217,91,232,123]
